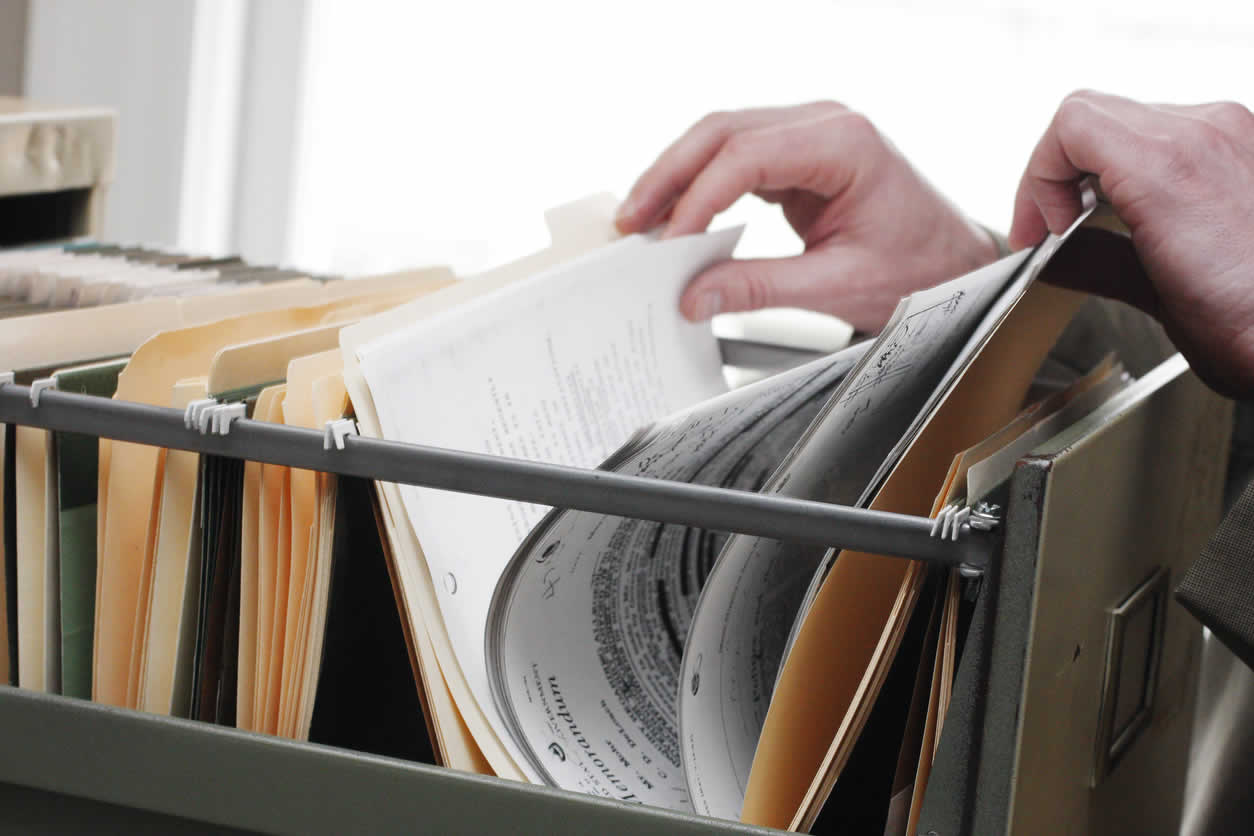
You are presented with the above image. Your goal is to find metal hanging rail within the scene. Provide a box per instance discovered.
[0,380,996,571]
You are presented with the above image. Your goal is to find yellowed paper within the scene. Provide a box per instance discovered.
[270,350,340,736]
[291,373,350,739]
[126,449,167,706]
[94,289,435,707]
[138,379,209,714]
[234,386,284,730]
[250,384,287,730]
[14,426,49,691]
[260,389,292,735]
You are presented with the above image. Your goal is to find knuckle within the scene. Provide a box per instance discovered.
[738,270,776,310]
[1149,130,1205,184]
[1189,116,1230,152]
[1172,116,1233,172]
[1215,100,1254,131]
[1027,177,1076,211]
[718,130,772,190]
[835,110,878,144]
[1056,90,1097,126]
[805,99,848,116]
[693,110,730,134]
[1062,88,1101,107]
[722,129,764,160]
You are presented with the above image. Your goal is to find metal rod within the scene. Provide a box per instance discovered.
[0,383,994,569]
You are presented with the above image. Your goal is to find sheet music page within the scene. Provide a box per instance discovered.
[486,343,869,809]
[677,251,1032,819]
[354,229,740,778]
[859,214,1091,502]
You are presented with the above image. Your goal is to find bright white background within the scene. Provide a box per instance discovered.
[23,0,1254,279]
[287,0,1254,277]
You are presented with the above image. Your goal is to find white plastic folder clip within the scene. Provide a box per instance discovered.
[28,377,55,407]
[208,403,246,436]
[323,418,359,451]
[931,501,971,542]
[184,398,217,430]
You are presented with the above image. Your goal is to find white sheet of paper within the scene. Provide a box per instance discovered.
[355,229,741,778]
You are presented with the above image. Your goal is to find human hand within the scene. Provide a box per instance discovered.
[615,102,1000,332]
[1010,90,1254,398]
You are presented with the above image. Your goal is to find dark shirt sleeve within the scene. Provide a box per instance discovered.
[1177,475,1254,671]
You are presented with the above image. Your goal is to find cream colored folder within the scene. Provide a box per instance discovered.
[137,378,209,715]
[0,275,438,700]
[236,383,285,731]
[292,371,351,740]
[255,385,289,734]
[94,286,448,708]
[14,424,52,691]
[273,349,342,739]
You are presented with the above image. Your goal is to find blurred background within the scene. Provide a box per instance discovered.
[5,0,1253,278]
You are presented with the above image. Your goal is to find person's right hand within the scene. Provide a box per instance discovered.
[1010,90,1254,398]
[616,102,1001,333]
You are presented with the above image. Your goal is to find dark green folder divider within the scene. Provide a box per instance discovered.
[52,359,126,699]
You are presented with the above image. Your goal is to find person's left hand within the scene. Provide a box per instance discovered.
[616,102,1000,332]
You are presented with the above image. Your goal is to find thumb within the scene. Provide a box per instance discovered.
[679,251,861,322]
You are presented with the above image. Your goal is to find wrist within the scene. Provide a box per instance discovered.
[947,218,1007,276]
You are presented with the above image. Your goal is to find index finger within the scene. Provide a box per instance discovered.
[616,103,838,234]
[662,109,873,239]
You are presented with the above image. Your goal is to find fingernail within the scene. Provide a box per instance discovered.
[616,197,638,224]
[692,290,723,320]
